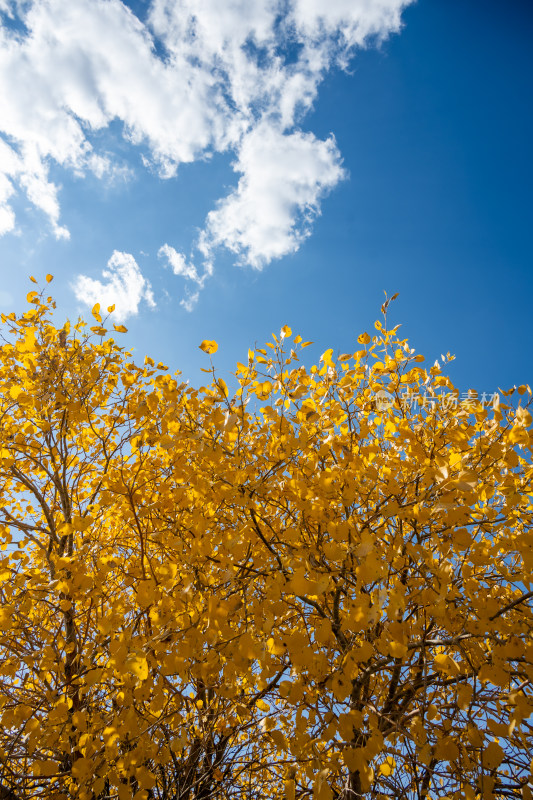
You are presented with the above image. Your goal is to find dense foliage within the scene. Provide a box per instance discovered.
[0,282,532,799]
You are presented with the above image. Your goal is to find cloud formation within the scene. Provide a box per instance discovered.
[198,124,346,270]
[0,0,413,311]
[72,251,155,322]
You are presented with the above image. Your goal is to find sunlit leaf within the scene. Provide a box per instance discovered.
[199,339,218,354]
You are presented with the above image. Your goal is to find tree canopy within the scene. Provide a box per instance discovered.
[0,283,532,800]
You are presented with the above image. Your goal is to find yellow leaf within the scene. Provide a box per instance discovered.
[516,407,532,426]
[314,768,332,800]
[126,653,149,681]
[92,303,102,322]
[356,530,373,557]
[103,726,120,748]
[30,275,37,283]
[84,667,104,687]
[71,757,93,780]
[0,448,14,464]
[288,568,313,595]
[45,274,53,283]
[321,348,334,367]
[9,386,22,401]
[344,748,366,773]
[137,580,157,607]
[200,339,218,354]
[484,741,504,770]
[457,683,473,710]
[107,304,116,313]
[379,757,396,776]
[113,324,128,333]
[136,766,156,790]
[388,640,408,658]
[18,328,37,353]
[434,653,460,675]
[72,515,93,532]
[453,528,472,549]
[26,291,38,303]
[351,641,373,662]
[267,637,286,656]
[224,412,239,431]
[33,760,58,777]
[284,779,296,800]
[259,381,272,397]
[216,378,229,398]
[97,616,114,635]
[435,738,460,762]
[280,325,292,338]
[270,729,288,750]
[358,332,371,345]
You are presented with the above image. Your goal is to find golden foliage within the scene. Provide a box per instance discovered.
[0,289,532,799]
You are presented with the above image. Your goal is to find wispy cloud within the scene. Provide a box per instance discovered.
[0,0,413,308]
[157,243,212,312]
[158,243,212,286]
[72,250,156,322]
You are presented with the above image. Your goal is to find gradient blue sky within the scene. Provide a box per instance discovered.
[0,0,531,396]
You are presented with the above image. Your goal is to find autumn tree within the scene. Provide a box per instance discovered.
[0,283,532,800]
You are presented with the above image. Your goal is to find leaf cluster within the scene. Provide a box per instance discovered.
[0,288,532,799]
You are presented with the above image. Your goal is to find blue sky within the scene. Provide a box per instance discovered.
[0,0,531,397]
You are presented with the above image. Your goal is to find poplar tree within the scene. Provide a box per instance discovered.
[0,283,531,799]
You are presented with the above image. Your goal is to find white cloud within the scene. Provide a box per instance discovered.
[0,0,225,236]
[180,291,200,313]
[0,138,19,235]
[19,154,70,240]
[0,177,15,235]
[198,122,346,269]
[72,250,156,322]
[0,0,414,306]
[0,205,14,236]
[158,243,215,310]
[291,0,408,48]
[158,244,200,283]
